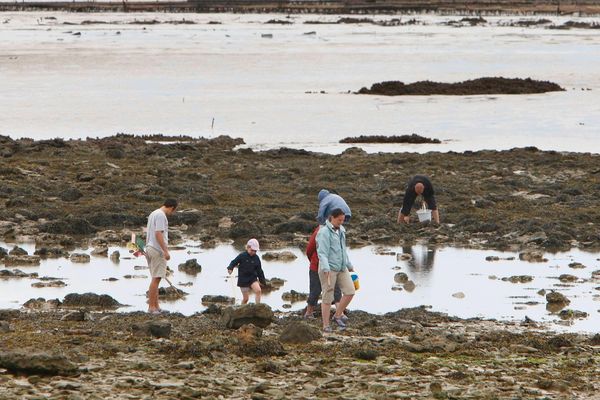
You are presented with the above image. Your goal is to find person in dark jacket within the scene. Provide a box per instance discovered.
[227,238,266,304]
[397,175,440,224]
[304,225,342,319]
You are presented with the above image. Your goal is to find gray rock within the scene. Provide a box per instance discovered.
[23,298,62,310]
[0,321,10,332]
[519,251,547,263]
[61,310,93,322]
[201,295,235,305]
[178,259,202,275]
[558,274,578,282]
[452,292,465,299]
[281,290,309,302]
[546,291,570,305]
[70,253,90,263]
[0,309,20,320]
[32,280,67,288]
[131,319,172,338]
[8,246,28,256]
[262,251,298,262]
[110,251,120,262]
[3,255,41,266]
[394,272,409,284]
[279,321,321,344]
[221,303,274,329]
[568,262,586,269]
[558,309,588,320]
[503,275,534,283]
[34,247,69,258]
[403,280,416,292]
[91,246,108,257]
[0,351,78,376]
[0,247,7,259]
[62,293,122,309]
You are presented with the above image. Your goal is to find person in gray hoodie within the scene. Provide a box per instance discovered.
[316,208,356,332]
[316,189,351,225]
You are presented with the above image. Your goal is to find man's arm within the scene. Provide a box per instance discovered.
[316,229,331,273]
[155,231,170,260]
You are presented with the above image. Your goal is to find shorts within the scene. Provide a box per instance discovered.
[307,269,341,306]
[318,269,355,305]
[145,246,167,279]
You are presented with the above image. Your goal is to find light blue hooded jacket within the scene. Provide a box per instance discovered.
[316,220,353,273]
[316,189,352,225]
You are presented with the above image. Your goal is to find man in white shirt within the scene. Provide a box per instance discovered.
[145,199,177,314]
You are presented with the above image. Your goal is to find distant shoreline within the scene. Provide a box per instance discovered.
[1,0,600,16]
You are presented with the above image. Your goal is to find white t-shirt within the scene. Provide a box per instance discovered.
[146,208,168,254]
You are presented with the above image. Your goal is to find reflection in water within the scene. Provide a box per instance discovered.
[403,245,436,273]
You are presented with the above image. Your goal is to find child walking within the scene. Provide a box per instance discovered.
[227,238,266,304]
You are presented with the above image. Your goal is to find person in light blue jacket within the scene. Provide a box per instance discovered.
[316,208,356,332]
[316,189,351,225]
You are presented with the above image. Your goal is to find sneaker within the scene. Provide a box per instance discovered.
[322,326,333,333]
[339,314,349,323]
[332,315,346,329]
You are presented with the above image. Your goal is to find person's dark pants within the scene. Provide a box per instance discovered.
[307,269,341,306]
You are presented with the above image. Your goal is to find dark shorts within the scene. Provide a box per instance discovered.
[307,269,341,306]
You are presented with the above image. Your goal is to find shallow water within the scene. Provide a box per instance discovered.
[1,13,600,153]
[1,240,599,332]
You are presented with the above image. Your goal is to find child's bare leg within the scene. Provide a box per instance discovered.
[241,289,250,304]
[251,281,262,303]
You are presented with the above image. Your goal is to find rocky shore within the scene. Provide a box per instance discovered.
[357,77,564,96]
[0,305,599,399]
[1,134,599,253]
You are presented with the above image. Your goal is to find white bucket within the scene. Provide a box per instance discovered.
[416,209,432,223]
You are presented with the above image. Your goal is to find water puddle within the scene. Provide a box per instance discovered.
[1,240,599,332]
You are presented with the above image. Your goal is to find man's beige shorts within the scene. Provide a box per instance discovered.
[318,269,355,304]
[145,246,167,279]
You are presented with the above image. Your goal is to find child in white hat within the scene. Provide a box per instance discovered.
[227,238,266,304]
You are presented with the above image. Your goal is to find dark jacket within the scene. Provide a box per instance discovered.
[306,226,320,272]
[400,175,437,215]
[228,251,266,287]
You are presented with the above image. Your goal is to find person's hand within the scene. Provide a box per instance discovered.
[164,250,171,261]
[227,269,233,275]
[397,212,410,224]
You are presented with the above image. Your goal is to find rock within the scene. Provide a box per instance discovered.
[537,289,547,296]
[519,251,547,263]
[123,274,146,279]
[218,217,233,229]
[221,303,274,329]
[131,319,172,338]
[53,380,82,390]
[9,246,28,256]
[281,290,309,302]
[429,381,443,395]
[0,321,10,332]
[558,274,578,282]
[452,292,465,299]
[34,247,69,258]
[397,253,412,261]
[546,291,570,305]
[60,188,83,202]
[149,286,187,299]
[0,247,7,259]
[352,345,379,360]
[0,269,35,278]
[23,298,61,310]
[0,309,20,320]
[110,251,120,262]
[0,351,78,376]
[485,256,500,261]
[237,323,263,345]
[61,310,93,322]
[70,253,90,263]
[3,255,41,266]
[91,246,108,257]
[503,275,534,283]
[558,309,588,320]
[279,321,321,344]
[32,280,67,288]
[591,270,600,280]
[403,280,416,292]
[568,262,586,269]
[510,344,539,354]
[201,295,235,305]
[262,277,286,292]
[62,293,122,309]
[102,277,118,282]
[262,251,297,262]
[394,272,409,284]
[178,259,202,274]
